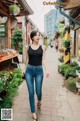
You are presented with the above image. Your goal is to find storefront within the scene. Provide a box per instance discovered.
[0,0,33,70]
[57,0,80,56]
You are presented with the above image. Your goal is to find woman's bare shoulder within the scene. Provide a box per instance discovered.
[25,45,29,51]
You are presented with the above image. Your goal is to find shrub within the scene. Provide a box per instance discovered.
[69,67,77,78]
[70,61,78,67]
[63,40,70,48]
[59,64,70,75]
[64,77,77,92]
[58,55,64,62]
[64,67,71,79]
[18,43,23,54]
[0,69,23,111]
[0,71,13,93]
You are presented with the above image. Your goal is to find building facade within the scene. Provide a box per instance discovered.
[44,9,63,39]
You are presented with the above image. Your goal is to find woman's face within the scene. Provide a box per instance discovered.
[32,32,40,42]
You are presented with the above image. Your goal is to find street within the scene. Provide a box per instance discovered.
[13,47,80,121]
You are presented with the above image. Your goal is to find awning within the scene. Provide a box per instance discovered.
[64,0,80,10]
[57,0,80,26]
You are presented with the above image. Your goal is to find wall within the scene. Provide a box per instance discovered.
[76,28,80,56]
[0,37,7,49]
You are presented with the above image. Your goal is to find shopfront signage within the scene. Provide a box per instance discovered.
[0,24,6,37]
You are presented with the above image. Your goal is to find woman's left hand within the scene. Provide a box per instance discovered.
[45,70,50,78]
[22,71,25,77]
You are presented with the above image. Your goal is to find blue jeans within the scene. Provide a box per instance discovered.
[25,64,44,113]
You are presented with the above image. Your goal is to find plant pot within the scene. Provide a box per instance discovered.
[76,71,80,78]
[76,70,78,76]
[76,82,80,88]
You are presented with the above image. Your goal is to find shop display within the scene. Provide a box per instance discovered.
[0,49,18,62]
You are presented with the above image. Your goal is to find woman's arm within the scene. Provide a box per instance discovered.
[42,45,48,71]
[23,45,29,73]
[22,45,29,77]
[42,45,49,78]
[25,45,29,67]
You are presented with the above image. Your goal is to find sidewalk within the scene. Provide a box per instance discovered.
[12,47,80,121]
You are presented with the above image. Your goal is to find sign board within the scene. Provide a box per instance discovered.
[0,24,6,37]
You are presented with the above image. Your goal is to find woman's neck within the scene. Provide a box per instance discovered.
[32,41,39,46]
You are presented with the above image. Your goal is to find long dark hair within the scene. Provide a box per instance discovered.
[30,30,38,41]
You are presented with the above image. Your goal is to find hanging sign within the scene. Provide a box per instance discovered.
[0,24,6,37]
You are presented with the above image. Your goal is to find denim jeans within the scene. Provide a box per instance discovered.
[25,64,44,113]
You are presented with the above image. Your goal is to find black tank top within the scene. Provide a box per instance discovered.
[28,45,43,66]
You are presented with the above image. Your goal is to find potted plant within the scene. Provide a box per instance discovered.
[9,5,20,16]
[58,55,64,62]
[63,40,70,48]
[68,67,76,78]
[11,28,23,50]
[70,61,78,67]
[59,48,64,53]
[64,77,76,93]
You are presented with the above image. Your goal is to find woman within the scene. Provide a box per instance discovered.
[24,30,49,121]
